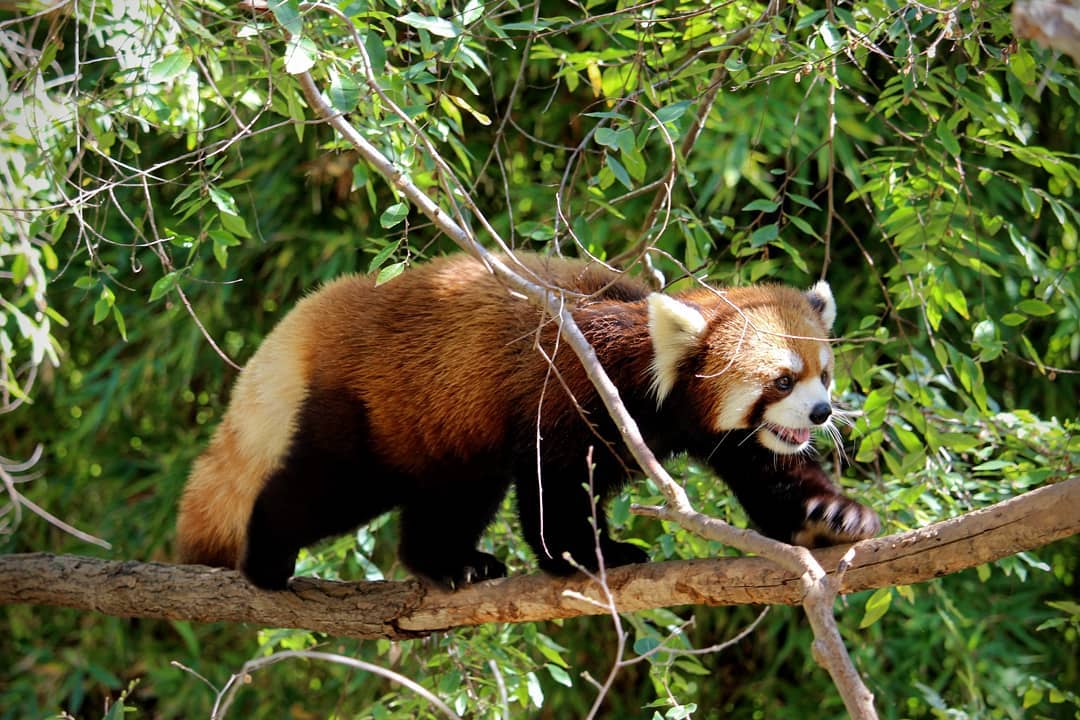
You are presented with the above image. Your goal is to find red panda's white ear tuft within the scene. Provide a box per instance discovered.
[647,293,707,402]
[806,281,836,332]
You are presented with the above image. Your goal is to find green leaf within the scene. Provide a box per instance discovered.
[546,664,572,687]
[525,671,543,707]
[819,21,842,51]
[594,127,619,149]
[633,636,661,656]
[723,55,745,72]
[329,72,360,112]
[268,0,302,36]
[655,101,690,124]
[787,214,821,239]
[365,31,387,74]
[667,704,697,719]
[367,242,400,273]
[210,230,241,269]
[150,272,180,301]
[111,305,127,342]
[859,587,893,628]
[375,261,405,286]
[219,210,251,238]
[605,155,633,191]
[787,193,822,210]
[936,120,961,156]
[1009,47,1037,85]
[621,148,647,182]
[1023,687,1044,709]
[749,223,779,247]
[208,186,239,216]
[149,50,192,83]
[1000,312,1026,326]
[1017,298,1055,316]
[742,198,779,213]
[379,202,409,228]
[93,289,113,325]
[284,36,318,75]
[399,12,461,38]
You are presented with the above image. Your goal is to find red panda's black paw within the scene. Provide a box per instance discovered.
[427,551,507,591]
[792,496,881,548]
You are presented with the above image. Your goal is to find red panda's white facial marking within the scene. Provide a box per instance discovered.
[757,360,833,454]
[648,281,838,456]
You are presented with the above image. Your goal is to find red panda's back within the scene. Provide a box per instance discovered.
[176,253,644,567]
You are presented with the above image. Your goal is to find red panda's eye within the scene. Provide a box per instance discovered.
[821,370,830,385]
[775,375,794,392]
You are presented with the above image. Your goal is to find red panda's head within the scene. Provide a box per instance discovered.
[647,281,837,455]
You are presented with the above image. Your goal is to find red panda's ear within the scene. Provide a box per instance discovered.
[806,281,836,332]
[647,293,707,401]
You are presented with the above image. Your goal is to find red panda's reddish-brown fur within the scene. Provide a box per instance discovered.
[177,254,649,569]
[177,252,879,589]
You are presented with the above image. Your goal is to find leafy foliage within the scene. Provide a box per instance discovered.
[1,0,1077,717]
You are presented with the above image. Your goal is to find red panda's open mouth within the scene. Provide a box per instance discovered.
[766,425,812,446]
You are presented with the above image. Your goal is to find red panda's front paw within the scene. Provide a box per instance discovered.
[791,495,881,548]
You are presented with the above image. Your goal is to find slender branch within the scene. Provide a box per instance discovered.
[291,25,881,712]
[1,476,1075,639]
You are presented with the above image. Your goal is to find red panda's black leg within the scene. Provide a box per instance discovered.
[397,473,509,588]
[708,435,880,547]
[243,491,300,591]
[243,459,400,590]
[514,462,648,576]
[242,391,402,590]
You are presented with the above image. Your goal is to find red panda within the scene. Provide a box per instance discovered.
[177,252,879,590]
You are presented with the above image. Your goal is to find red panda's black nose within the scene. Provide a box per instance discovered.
[810,402,832,425]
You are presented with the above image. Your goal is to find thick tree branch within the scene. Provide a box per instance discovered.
[2,477,1075,639]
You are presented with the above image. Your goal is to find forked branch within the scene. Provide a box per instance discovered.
[1,476,1076,636]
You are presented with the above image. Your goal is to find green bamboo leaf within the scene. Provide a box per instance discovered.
[1017,298,1054,316]
[399,12,461,38]
[749,223,779,247]
[379,202,409,228]
[284,36,317,75]
[150,272,179,301]
[859,587,893,628]
[149,50,192,83]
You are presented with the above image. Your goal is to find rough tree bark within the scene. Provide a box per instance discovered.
[1,476,1076,640]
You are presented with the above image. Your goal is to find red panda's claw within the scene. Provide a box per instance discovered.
[792,496,881,548]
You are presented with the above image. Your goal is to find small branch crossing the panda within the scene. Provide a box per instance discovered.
[285,23,872,715]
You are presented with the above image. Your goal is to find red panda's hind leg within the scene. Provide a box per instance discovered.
[240,390,401,590]
[242,457,401,590]
[515,459,649,577]
[397,471,511,589]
